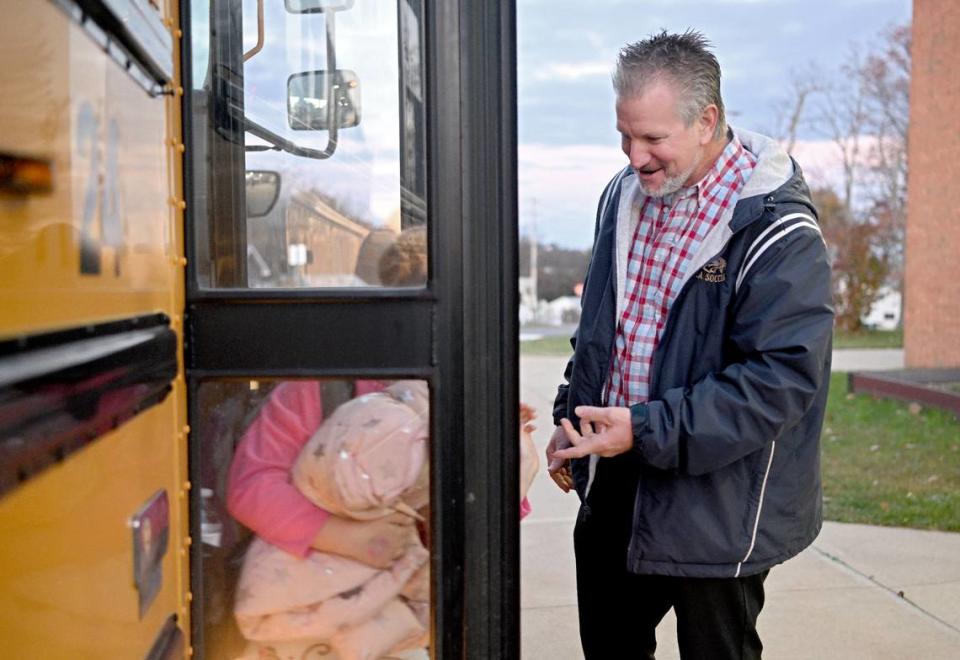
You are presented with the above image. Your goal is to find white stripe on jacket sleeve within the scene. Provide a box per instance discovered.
[735,213,822,293]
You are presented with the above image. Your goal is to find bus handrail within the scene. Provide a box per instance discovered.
[243,0,266,62]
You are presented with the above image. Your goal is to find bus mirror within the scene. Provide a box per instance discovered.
[287,70,361,131]
[285,0,354,13]
[246,171,281,218]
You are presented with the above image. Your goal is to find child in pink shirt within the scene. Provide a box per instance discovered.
[227,226,537,570]
[227,380,536,562]
[234,381,432,659]
[226,379,413,564]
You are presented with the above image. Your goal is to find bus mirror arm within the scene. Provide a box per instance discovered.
[242,115,338,160]
[240,7,343,160]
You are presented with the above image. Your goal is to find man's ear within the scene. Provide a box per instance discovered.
[698,104,719,144]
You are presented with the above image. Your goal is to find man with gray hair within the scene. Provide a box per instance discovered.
[546,31,833,659]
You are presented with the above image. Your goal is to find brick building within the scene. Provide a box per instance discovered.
[904,0,960,368]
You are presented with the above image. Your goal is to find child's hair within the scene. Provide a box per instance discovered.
[355,228,398,285]
[378,226,427,287]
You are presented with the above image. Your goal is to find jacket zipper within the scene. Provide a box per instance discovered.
[647,196,775,396]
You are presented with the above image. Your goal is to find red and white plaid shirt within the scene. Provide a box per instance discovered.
[606,135,757,407]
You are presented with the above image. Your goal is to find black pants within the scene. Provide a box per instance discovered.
[573,458,768,660]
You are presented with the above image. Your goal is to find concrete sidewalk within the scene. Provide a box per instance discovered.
[520,354,960,659]
[831,348,904,372]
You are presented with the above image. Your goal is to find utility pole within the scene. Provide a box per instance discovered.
[530,198,538,304]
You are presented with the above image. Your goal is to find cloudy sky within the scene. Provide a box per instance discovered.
[518,0,913,248]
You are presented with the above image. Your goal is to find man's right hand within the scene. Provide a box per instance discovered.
[312,511,418,569]
[546,426,575,493]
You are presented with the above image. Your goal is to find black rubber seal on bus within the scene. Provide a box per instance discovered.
[0,313,178,498]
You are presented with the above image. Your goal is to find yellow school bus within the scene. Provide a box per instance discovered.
[0,0,519,657]
[0,0,187,656]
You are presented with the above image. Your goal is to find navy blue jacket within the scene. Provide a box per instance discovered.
[553,130,834,578]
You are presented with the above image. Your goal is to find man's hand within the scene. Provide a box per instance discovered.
[312,511,418,569]
[546,426,575,493]
[552,405,633,460]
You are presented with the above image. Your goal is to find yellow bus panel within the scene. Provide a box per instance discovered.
[0,0,177,337]
[0,0,189,656]
[0,403,182,658]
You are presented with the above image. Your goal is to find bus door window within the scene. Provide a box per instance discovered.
[189,0,427,290]
[186,1,432,657]
[193,377,431,660]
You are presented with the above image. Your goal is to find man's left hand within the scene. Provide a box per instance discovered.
[552,406,633,459]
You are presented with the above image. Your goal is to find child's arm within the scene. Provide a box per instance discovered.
[227,381,330,558]
[228,380,415,566]
[312,512,419,569]
[519,403,540,512]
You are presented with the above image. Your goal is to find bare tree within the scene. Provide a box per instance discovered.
[775,64,824,156]
[861,24,911,283]
[810,47,872,213]
[779,24,910,222]
[784,24,911,331]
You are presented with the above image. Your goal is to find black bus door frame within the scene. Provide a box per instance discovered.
[180,1,520,657]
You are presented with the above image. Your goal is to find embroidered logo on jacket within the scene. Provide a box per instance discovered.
[696,257,727,283]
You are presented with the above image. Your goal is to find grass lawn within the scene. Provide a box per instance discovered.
[821,372,960,531]
[521,335,958,530]
[522,328,903,354]
[832,327,902,349]
[518,338,958,528]
[520,334,574,356]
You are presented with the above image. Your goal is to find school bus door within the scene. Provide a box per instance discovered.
[183,1,519,657]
